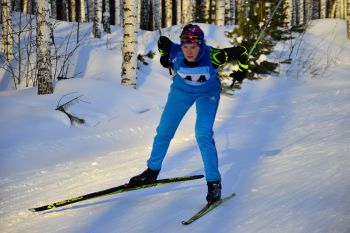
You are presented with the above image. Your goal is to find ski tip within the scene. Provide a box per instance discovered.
[28,208,37,212]
[181,220,190,225]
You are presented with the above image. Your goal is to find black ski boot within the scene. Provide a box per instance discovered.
[128,168,160,187]
[206,181,222,204]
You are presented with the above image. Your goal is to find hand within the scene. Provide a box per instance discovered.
[229,70,247,84]
[160,56,171,68]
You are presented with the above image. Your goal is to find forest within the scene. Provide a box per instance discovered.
[1,0,350,94]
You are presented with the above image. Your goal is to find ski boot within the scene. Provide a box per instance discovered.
[206,181,222,205]
[128,168,160,187]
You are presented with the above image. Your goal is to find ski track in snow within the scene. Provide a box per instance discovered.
[1,19,350,233]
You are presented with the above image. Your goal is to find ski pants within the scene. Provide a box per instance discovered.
[147,85,221,182]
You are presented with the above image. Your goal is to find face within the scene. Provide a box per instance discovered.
[181,43,200,62]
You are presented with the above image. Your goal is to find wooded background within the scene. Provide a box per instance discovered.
[1,0,350,93]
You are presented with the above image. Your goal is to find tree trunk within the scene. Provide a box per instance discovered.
[312,0,320,19]
[70,0,77,21]
[114,0,121,26]
[51,0,57,19]
[93,0,102,38]
[215,0,225,25]
[140,0,150,30]
[182,0,190,24]
[79,0,86,22]
[320,0,327,18]
[36,0,53,94]
[164,0,172,27]
[103,0,111,33]
[284,0,292,28]
[1,0,14,61]
[153,0,161,30]
[121,0,138,89]
[292,0,297,26]
[298,0,304,24]
[347,0,350,39]
[230,0,236,25]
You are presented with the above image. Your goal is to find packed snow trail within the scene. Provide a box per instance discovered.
[0,19,350,233]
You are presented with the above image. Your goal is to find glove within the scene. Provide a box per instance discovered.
[229,70,247,84]
[160,56,171,68]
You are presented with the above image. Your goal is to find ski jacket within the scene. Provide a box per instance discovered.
[158,36,248,94]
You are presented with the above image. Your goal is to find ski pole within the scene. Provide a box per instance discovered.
[248,0,285,57]
[153,3,173,76]
[231,0,284,87]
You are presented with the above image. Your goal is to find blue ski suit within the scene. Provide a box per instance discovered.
[147,36,248,182]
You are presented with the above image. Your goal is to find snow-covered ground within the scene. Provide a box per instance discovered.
[1,19,350,233]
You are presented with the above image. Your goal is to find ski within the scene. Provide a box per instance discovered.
[181,193,235,225]
[29,174,204,212]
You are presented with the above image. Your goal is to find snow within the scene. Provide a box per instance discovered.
[1,19,350,233]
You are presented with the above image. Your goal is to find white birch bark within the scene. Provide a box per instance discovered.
[137,0,141,28]
[70,0,77,21]
[87,0,94,21]
[312,0,320,19]
[23,0,28,13]
[164,0,172,27]
[225,0,235,25]
[64,0,70,21]
[204,0,211,23]
[103,0,111,32]
[140,0,149,30]
[284,0,292,27]
[36,0,53,94]
[304,0,312,22]
[188,0,193,22]
[93,0,102,38]
[79,0,86,22]
[182,0,190,24]
[176,0,182,24]
[347,0,350,39]
[320,0,327,18]
[339,0,344,18]
[1,0,14,61]
[153,0,161,30]
[215,0,225,26]
[121,0,138,89]
[114,0,121,26]
[298,0,304,24]
[51,0,57,19]
[292,0,297,26]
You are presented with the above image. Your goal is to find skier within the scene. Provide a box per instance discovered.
[129,24,248,204]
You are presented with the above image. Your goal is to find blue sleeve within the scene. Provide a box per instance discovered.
[170,44,181,62]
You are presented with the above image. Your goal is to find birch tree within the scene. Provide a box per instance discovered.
[1,0,14,61]
[79,0,86,22]
[164,0,172,27]
[70,0,77,21]
[51,0,57,19]
[291,0,297,26]
[182,0,190,24]
[215,0,225,25]
[153,0,161,29]
[36,0,53,94]
[346,0,350,40]
[225,0,236,25]
[121,0,138,88]
[103,0,111,33]
[140,0,151,30]
[93,0,102,38]
[87,0,94,21]
[114,0,121,26]
[320,0,327,18]
[298,0,304,24]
